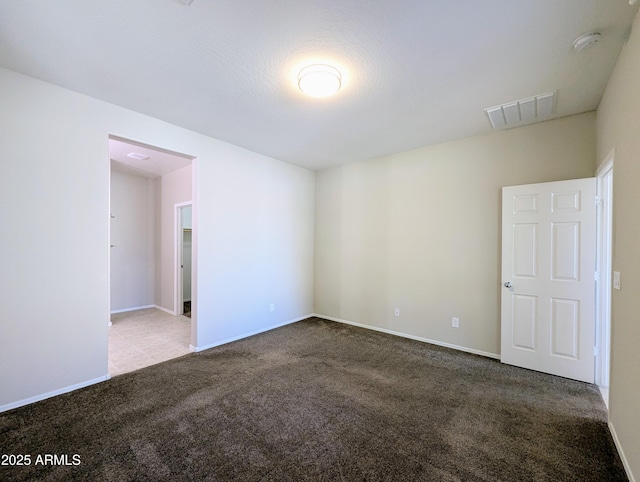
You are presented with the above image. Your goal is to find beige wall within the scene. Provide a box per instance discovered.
[315,112,596,356]
[596,10,640,480]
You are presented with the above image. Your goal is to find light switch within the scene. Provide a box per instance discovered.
[613,271,621,290]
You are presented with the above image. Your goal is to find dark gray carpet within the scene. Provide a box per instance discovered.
[0,317,627,481]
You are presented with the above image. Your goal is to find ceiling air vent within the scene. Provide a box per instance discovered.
[485,91,556,129]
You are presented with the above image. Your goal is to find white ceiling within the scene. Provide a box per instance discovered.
[0,1,637,170]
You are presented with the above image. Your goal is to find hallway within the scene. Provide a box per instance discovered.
[109,308,191,376]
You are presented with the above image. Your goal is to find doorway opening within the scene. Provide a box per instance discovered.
[596,150,614,407]
[176,203,192,318]
[108,135,196,376]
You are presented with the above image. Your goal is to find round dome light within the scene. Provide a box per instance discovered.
[298,64,342,98]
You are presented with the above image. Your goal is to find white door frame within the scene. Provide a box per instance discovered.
[595,150,614,394]
[175,202,192,316]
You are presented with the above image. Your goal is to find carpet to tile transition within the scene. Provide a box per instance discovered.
[0,317,627,481]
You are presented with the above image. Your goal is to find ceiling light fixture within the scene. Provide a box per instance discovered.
[298,64,342,98]
[127,152,150,161]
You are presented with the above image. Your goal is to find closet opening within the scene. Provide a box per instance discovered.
[176,202,192,318]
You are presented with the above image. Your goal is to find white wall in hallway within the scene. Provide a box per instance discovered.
[155,165,192,313]
[110,170,156,312]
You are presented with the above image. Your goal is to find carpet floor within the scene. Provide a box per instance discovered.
[0,317,626,481]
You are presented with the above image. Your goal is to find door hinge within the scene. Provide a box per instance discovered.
[594,346,599,357]
[595,195,603,206]
[595,271,600,282]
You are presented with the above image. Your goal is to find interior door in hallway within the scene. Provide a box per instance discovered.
[501,178,596,383]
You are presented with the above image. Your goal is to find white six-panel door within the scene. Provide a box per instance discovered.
[501,178,596,383]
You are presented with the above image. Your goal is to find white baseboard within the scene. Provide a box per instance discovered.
[314,314,500,360]
[111,304,178,316]
[609,421,636,482]
[110,304,155,314]
[598,385,609,409]
[0,375,109,414]
[190,314,314,353]
[154,304,177,316]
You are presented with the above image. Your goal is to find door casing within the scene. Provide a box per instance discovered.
[595,151,614,393]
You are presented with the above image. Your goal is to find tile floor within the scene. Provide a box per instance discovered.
[109,308,192,376]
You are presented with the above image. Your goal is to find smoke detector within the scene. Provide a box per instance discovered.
[573,32,602,52]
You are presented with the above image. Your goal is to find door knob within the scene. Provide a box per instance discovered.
[504,281,512,288]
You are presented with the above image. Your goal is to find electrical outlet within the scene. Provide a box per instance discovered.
[394,308,400,317]
[270,303,275,312]
[613,271,621,291]
[452,317,460,328]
